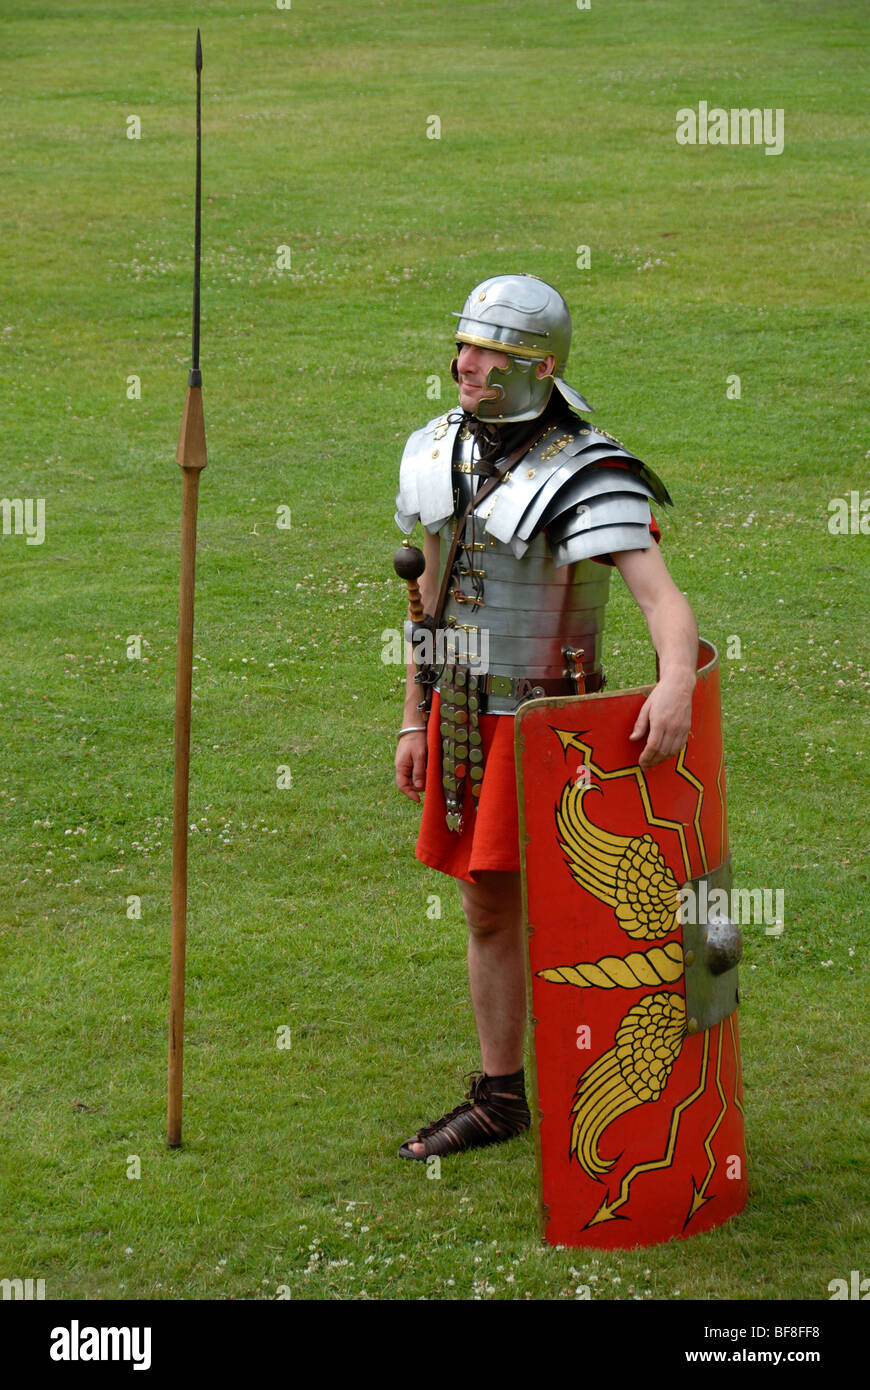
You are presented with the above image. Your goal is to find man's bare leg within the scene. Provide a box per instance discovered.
[462,870,525,1075]
[404,870,526,1158]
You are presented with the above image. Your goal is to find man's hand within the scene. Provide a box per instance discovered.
[613,545,699,770]
[629,672,695,769]
[395,731,428,802]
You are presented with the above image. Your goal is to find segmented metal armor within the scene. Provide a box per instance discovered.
[395,410,670,712]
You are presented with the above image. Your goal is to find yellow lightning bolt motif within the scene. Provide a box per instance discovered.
[715,745,727,868]
[550,725,705,879]
[729,1013,745,1117]
[685,1022,728,1225]
[585,1028,712,1226]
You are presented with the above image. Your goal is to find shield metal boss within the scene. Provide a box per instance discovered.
[515,640,747,1248]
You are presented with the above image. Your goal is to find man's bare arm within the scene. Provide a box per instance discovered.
[612,545,698,769]
[396,528,441,802]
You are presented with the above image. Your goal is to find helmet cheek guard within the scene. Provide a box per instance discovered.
[478,354,555,424]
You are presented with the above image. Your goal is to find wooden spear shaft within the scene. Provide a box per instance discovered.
[168,29,206,1149]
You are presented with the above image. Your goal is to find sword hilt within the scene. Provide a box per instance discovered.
[394,540,426,624]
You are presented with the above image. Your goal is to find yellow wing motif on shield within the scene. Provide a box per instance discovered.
[555,780,681,940]
[570,991,686,1177]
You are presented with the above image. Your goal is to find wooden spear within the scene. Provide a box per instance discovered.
[168,28,206,1149]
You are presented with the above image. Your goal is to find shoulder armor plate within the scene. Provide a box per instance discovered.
[396,415,670,559]
[478,419,667,558]
[552,525,654,568]
[395,413,461,534]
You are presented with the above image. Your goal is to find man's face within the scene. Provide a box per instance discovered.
[454,342,557,416]
[454,342,510,414]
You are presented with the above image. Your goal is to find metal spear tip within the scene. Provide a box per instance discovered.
[195,29,202,71]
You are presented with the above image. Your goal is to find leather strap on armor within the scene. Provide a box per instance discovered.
[432,414,554,634]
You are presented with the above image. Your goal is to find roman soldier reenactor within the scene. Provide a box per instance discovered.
[393,274,701,1170]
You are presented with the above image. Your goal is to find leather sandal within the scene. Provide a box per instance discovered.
[398,1069,530,1161]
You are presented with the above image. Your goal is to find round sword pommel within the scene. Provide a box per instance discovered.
[393,542,425,582]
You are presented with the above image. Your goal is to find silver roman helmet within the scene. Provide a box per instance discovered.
[451,273,593,423]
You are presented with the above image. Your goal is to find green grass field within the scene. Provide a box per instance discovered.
[0,0,867,1302]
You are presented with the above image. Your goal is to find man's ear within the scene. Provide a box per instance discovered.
[535,354,557,379]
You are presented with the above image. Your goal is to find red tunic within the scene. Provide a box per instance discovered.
[416,690,520,882]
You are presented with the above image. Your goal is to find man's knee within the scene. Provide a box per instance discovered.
[460,872,522,939]
[464,901,516,939]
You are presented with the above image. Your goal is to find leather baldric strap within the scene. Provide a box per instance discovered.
[431,416,555,833]
[432,416,554,633]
